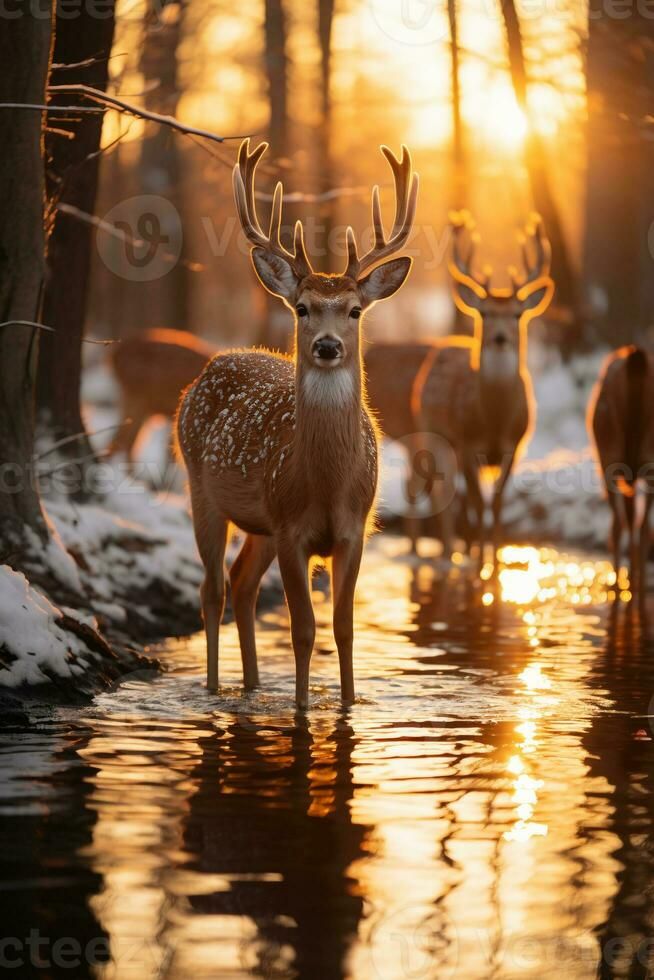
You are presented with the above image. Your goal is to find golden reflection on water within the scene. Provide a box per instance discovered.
[53,539,654,978]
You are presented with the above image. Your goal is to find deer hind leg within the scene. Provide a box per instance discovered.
[638,489,653,592]
[190,486,228,692]
[607,487,625,579]
[331,534,364,705]
[230,533,276,690]
[276,536,314,710]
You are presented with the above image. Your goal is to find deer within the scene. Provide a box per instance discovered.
[176,138,418,708]
[108,327,212,466]
[588,345,654,587]
[413,211,554,562]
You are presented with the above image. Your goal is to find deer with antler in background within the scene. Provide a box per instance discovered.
[413,212,554,561]
[177,139,418,708]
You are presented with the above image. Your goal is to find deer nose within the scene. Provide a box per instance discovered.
[313,336,343,360]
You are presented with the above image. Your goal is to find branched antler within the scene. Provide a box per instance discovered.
[345,145,418,279]
[232,138,313,278]
[448,210,492,294]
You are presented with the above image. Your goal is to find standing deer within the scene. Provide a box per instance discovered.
[177,138,418,707]
[108,328,212,466]
[414,211,554,560]
[588,346,654,585]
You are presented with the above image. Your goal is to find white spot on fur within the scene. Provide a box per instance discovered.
[302,368,355,407]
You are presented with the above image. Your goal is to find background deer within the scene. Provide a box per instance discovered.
[589,346,654,585]
[413,211,554,560]
[177,138,417,707]
[108,327,212,466]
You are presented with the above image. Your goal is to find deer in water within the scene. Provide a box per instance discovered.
[589,346,654,585]
[108,328,212,466]
[413,211,554,560]
[177,138,418,707]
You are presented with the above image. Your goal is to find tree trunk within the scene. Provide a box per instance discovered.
[317,0,335,271]
[264,0,289,161]
[583,4,654,346]
[137,0,189,331]
[0,2,53,549]
[500,0,578,322]
[447,0,470,333]
[263,0,293,349]
[36,0,116,486]
[447,0,466,210]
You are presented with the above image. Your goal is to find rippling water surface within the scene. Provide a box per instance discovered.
[3,537,654,979]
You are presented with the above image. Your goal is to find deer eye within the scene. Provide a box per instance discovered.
[349,307,362,320]
[295,304,308,318]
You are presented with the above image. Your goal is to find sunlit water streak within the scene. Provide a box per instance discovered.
[2,538,654,979]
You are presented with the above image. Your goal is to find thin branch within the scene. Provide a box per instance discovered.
[0,319,119,345]
[47,83,249,144]
[0,320,55,333]
[35,423,128,462]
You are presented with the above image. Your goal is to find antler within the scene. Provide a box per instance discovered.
[232,138,313,278]
[510,213,551,294]
[448,210,492,294]
[345,145,418,279]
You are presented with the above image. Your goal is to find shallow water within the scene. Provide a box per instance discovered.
[2,537,654,979]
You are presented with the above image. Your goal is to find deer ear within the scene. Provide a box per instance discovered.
[358,256,412,308]
[251,247,299,301]
[449,269,486,316]
[517,275,554,317]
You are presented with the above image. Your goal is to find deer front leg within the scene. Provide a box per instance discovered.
[331,534,364,704]
[277,536,315,710]
[492,450,516,557]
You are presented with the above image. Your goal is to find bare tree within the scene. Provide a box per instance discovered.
[36,0,116,487]
[0,5,53,548]
[317,0,335,269]
[264,0,289,160]
[263,0,293,349]
[499,0,578,321]
[137,0,189,331]
[583,4,654,346]
[447,0,466,209]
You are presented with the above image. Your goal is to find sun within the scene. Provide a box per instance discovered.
[463,77,529,152]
